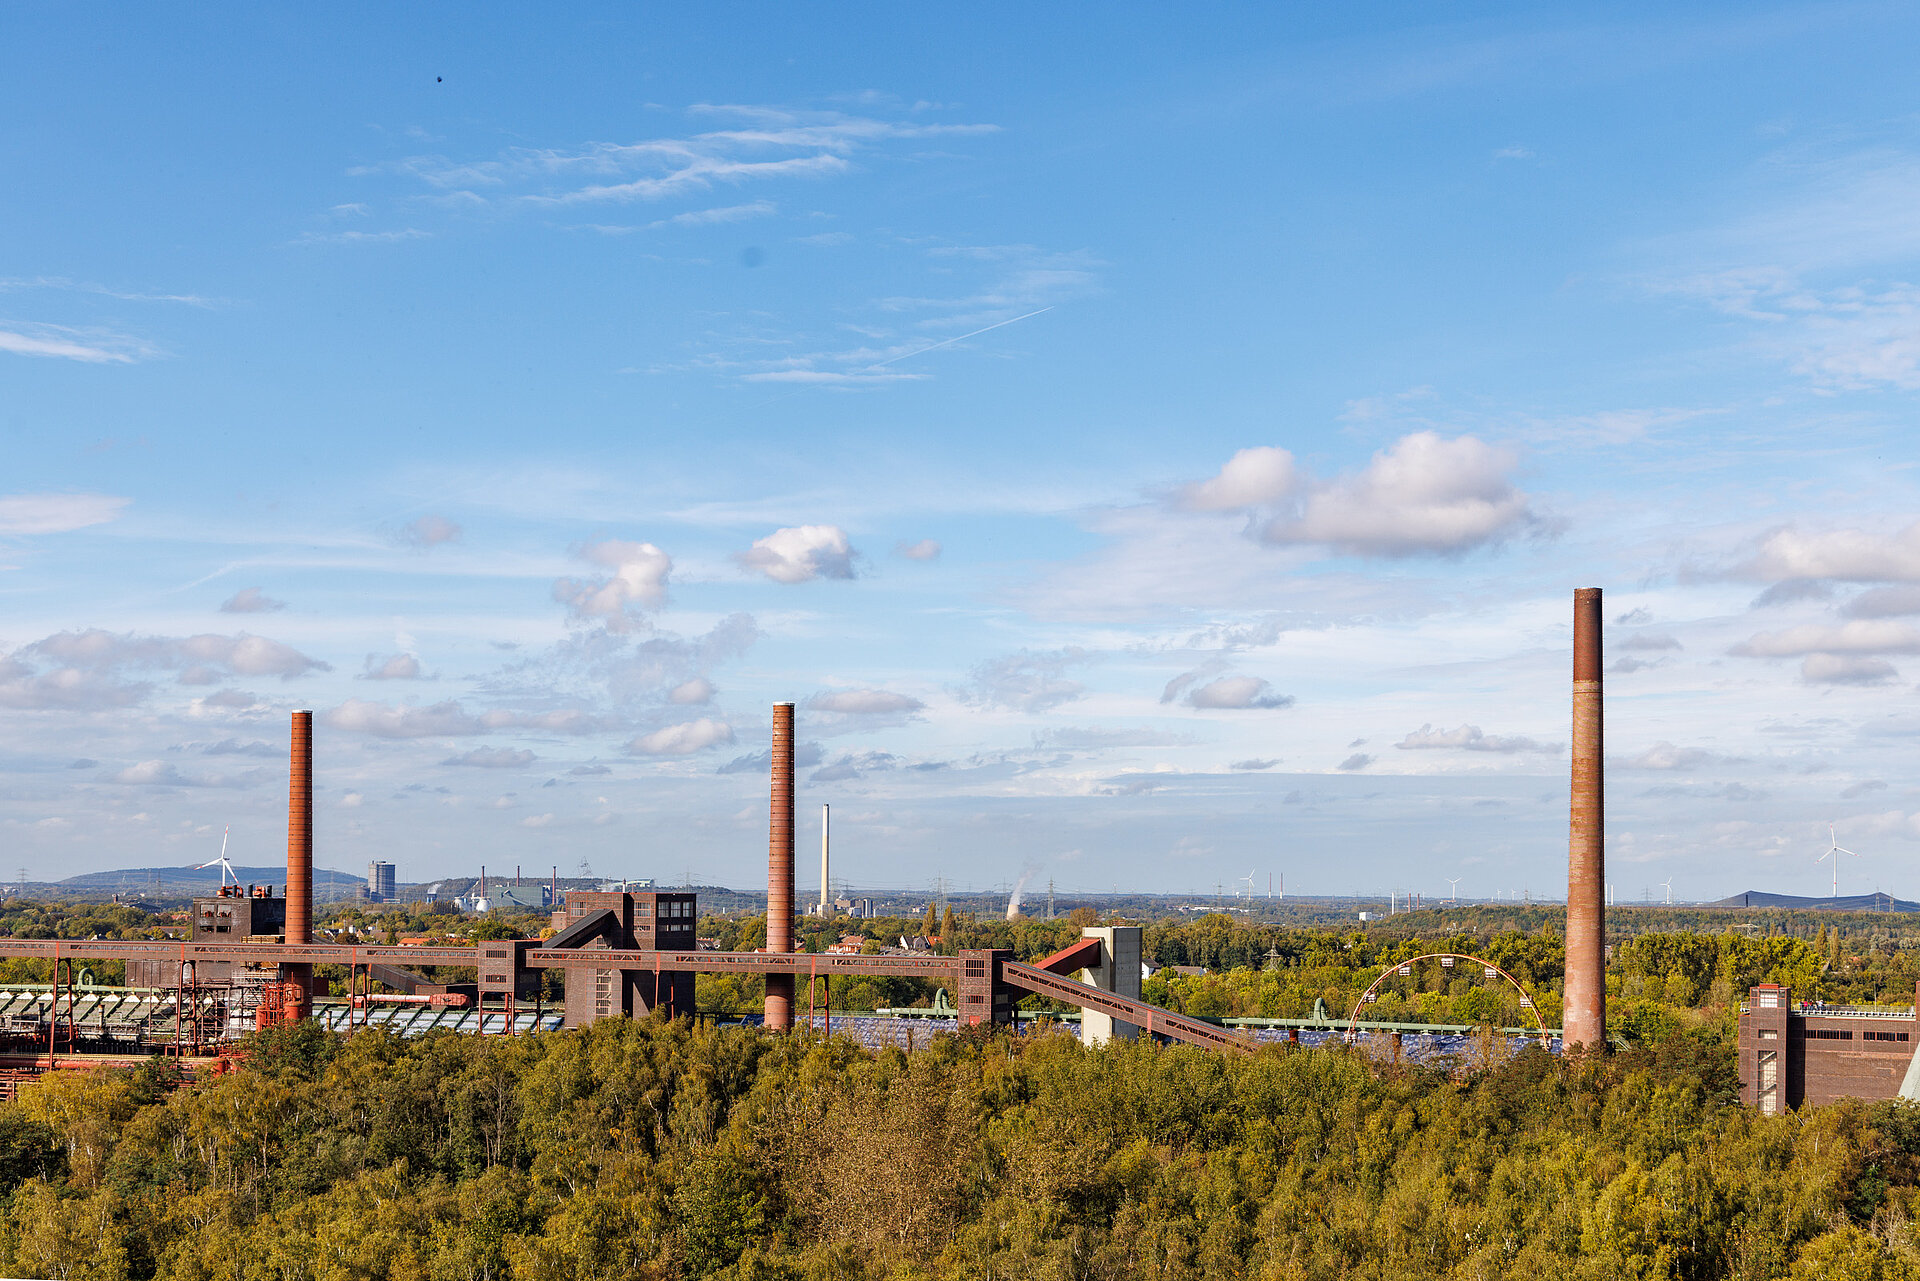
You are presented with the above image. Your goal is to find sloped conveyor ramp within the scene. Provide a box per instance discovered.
[1000,960,1256,1054]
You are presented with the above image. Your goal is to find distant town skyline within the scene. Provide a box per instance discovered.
[6,5,1920,898]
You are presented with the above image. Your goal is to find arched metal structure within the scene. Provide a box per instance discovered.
[1346,952,1548,1042]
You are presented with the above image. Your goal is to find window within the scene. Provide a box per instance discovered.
[1759,1050,1779,1116]
[1864,1030,1910,1042]
[1759,1028,1778,1040]
[1758,991,1781,1008]
[1808,1028,1853,1040]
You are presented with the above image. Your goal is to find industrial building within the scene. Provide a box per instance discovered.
[365,861,396,901]
[1739,985,1920,1112]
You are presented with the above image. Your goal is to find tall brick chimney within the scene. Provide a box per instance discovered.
[1563,589,1606,1051]
[284,710,314,1018]
[763,702,795,1030]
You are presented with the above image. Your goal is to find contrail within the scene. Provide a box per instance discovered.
[859,306,1055,372]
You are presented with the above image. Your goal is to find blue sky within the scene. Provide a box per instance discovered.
[7,4,1920,901]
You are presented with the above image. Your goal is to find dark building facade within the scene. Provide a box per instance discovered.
[551,890,696,1026]
[1739,983,1920,1113]
[129,885,288,990]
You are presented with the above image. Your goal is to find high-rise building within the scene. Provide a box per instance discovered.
[367,861,396,902]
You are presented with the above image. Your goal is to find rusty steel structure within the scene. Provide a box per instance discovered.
[763,702,796,1031]
[1563,588,1606,1052]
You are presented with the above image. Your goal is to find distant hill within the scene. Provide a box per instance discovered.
[1710,889,1920,913]
[58,864,364,898]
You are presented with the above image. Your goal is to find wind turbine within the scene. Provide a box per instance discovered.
[1240,869,1257,899]
[1817,824,1859,898]
[196,826,239,888]
[1445,877,1461,903]
[1660,877,1674,906]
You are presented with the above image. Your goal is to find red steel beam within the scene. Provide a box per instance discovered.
[0,941,481,965]
[1031,936,1103,976]
[525,948,963,978]
[1001,960,1257,1054]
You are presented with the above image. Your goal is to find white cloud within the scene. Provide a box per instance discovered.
[111,761,189,786]
[1739,521,1920,584]
[1034,727,1197,750]
[445,747,536,768]
[807,689,924,716]
[1731,620,1920,658]
[0,493,130,534]
[361,653,423,680]
[108,760,255,788]
[647,200,777,229]
[1615,742,1719,771]
[667,677,714,705]
[1801,653,1899,685]
[957,648,1091,712]
[219,587,286,614]
[1846,586,1920,618]
[803,687,926,735]
[4,630,327,703]
[323,699,484,738]
[895,538,942,561]
[1395,723,1560,754]
[1186,676,1293,710]
[340,792,363,808]
[521,813,556,828]
[627,719,735,756]
[1616,633,1682,652]
[322,702,606,741]
[0,661,147,710]
[1230,758,1280,771]
[191,634,327,678]
[553,539,671,630]
[1264,433,1537,556]
[403,515,462,548]
[736,525,856,583]
[0,324,155,363]
[392,108,996,210]
[292,228,431,246]
[1179,446,1297,512]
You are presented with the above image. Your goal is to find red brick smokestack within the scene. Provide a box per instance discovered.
[763,702,796,1030]
[285,710,314,1017]
[1564,589,1606,1051]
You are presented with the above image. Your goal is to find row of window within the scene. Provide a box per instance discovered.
[1803,1028,1912,1042]
[655,900,693,919]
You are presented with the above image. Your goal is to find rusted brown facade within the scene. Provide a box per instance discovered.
[1739,984,1920,1113]
[552,890,696,1025]
[764,702,796,1030]
[1563,588,1606,1052]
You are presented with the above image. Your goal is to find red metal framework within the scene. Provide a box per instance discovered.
[1345,953,1548,1042]
[1001,961,1256,1053]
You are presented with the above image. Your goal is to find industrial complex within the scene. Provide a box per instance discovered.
[0,588,1898,1113]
